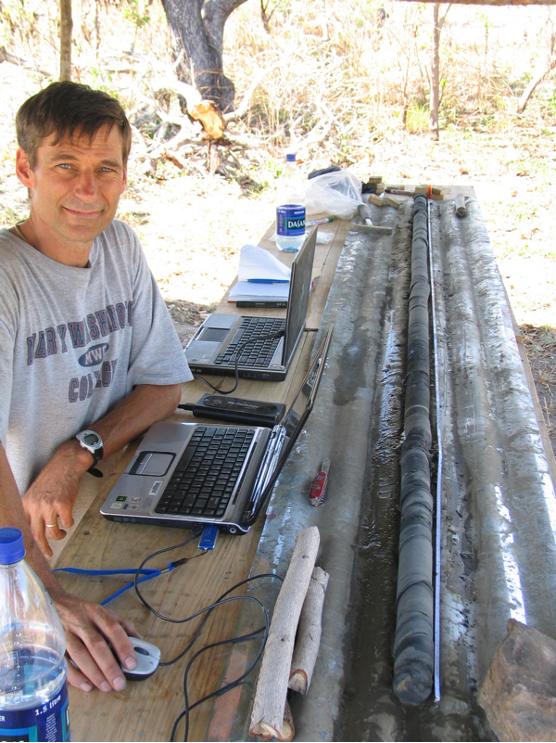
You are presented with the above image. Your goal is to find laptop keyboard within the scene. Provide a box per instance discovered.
[154,426,255,519]
[214,317,285,368]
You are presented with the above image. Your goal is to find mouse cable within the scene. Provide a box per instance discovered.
[132,538,283,741]
[173,622,269,743]
[155,572,283,668]
[132,534,281,632]
[169,573,284,742]
[53,530,202,606]
[187,329,285,396]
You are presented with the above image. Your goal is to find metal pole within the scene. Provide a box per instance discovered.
[428,198,443,703]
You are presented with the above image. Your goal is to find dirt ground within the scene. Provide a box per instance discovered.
[0,61,554,463]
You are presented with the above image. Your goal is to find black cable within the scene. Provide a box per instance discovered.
[175,623,269,743]
[186,329,284,396]
[131,546,283,742]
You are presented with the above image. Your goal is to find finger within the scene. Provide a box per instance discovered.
[92,613,138,673]
[29,517,53,558]
[66,630,127,692]
[99,606,141,640]
[120,617,141,639]
[66,655,93,692]
[45,520,67,541]
[57,502,75,530]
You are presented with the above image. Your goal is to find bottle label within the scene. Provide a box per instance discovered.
[277,205,306,237]
[0,681,71,742]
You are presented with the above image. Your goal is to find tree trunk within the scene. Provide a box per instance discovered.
[160,0,247,112]
[429,4,440,140]
[60,0,72,81]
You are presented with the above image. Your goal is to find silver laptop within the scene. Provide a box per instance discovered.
[100,327,333,535]
[184,227,318,382]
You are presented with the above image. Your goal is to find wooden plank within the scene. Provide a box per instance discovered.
[49,215,343,741]
[57,334,319,742]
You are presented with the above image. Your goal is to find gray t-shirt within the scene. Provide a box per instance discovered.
[0,220,193,494]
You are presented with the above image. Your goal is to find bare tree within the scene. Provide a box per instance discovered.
[160,0,247,113]
[517,9,555,114]
[429,3,450,140]
[60,0,72,81]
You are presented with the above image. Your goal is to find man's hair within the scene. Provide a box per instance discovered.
[16,81,132,168]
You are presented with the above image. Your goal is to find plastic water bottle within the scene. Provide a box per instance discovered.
[276,153,306,252]
[0,528,71,742]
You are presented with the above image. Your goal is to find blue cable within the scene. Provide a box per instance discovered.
[53,564,178,606]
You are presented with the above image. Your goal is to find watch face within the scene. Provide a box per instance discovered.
[78,430,102,451]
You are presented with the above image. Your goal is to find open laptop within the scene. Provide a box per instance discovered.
[184,226,318,382]
[101,326,333,535]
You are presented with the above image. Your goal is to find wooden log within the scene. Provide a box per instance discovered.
[288,566,330,694]
[249,527,320,740]
[256,700,295,742]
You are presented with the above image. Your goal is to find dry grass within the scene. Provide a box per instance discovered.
[0,0,555,377]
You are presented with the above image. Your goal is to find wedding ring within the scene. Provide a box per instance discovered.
[46,522,58,528]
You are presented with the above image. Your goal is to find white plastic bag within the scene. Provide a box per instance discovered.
[305,170,363,219]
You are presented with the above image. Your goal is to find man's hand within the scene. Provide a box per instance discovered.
[51,587,140,692]
[1,443,139,693]
[22,440,92,557]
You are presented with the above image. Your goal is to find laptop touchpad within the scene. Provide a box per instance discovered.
[130,451,175,476]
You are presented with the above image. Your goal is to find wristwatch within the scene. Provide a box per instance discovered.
[75,429,104,478]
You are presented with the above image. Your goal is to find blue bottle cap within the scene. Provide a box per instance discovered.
[286,153,296,162]
[0,527,26,564]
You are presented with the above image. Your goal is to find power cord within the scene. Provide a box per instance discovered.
[188,329,284,396]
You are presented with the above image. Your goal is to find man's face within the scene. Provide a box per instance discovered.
[16,124,127,255]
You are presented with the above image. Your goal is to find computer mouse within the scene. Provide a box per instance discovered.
[117,637,161,681]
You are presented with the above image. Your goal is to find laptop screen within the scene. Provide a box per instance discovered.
[282,226,318,368]
[244,325,333,526]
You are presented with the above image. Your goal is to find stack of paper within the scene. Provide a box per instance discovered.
[229,245,291,305]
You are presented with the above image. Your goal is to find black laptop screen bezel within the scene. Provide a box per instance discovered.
[281,226,318,368]
[242,325,333,527]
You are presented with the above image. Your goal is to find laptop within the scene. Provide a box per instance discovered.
[100,326,333,535]
[184,226,318,382]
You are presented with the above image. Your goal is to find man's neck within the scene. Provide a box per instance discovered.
[12,218,93,268]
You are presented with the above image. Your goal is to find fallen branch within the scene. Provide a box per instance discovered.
[516,58,556,114]
[0,46,50,77]
[224,59,284,122]
[288,566,330,695]
[249,526,320,740]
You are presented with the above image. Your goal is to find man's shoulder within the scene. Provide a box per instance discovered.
[99,219,139,246]
[95,220,143,264]
[0,228,20,252]
[0,229,27,276]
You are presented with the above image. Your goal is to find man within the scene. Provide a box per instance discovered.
[0,81,193,693]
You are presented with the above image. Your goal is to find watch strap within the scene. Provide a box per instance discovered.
[86,445,104,477]
[76,431,104,478]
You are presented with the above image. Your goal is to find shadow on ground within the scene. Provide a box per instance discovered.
[165,298,207,347]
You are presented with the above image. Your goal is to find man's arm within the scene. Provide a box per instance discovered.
[0,442,139,692]
[22,382,182,556]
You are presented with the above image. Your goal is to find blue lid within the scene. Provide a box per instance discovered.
[0,528,25,564]
[286,154,296,162]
